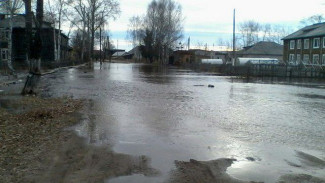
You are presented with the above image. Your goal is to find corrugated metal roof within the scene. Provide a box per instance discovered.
[282,23,325,40]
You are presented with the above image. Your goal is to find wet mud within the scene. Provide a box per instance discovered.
[0,96,158,183]
[168,158,252,183]
[25,131,159,183]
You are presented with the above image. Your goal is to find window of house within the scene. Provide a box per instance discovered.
[289,54,295,62]
[297,40,301,49]
[0,30,8,40]
[312,54,320,64]
[304,39,310,49]
[322,54,325,65]
[1,49,8,60]
[290,40,295,49]
[303,54,309,64]
[313,38,320,48]
[296,54,301,64]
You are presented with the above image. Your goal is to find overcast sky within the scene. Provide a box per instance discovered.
[107,0,325,51]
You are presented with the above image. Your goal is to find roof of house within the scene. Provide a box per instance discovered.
[0,14,52,29]
[282,22,325,40]
[112,51,126,57]
[123,46,141,56]
[237,41,283,56]
[128,46,141,54]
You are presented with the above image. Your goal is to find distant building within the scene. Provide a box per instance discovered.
[0,14,70,65]
[171,50,195,64]
[236,41,283,61]
[282,23,325,66]
[171,49,232,65]
[122,46,143,61]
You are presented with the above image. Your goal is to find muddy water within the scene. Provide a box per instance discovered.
[39,63,325,183]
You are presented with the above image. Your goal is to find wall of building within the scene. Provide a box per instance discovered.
[239,54,283,61]
[284,37,325,65]
[2,28,70,63]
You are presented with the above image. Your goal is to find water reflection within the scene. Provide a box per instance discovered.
[139,64,175,84]
[296,93,325,100]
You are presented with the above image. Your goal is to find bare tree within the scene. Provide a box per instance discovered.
[239,20,260,47]
[136,0,184,64]
[127,15,143,47]
[45,0,73,61]
[238,21,292,46]
[71,0,89,62]
[70,0,120,62]
[300,14,325,26]
[195,41,204,49]
[271,24,293,45]
[217,38,225,47]
[261,23,272,42]
[87,0,120,59]
[223,35,241,50]
[0,0,24,75]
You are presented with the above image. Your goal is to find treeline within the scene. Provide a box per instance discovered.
[219,15,325,50]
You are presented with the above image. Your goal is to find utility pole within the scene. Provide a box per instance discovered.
[232,9,236,66]
[188,37,190,50]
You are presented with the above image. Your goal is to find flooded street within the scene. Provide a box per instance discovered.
[39,63,325,183]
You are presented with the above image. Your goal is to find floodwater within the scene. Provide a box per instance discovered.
[39,63,325,183]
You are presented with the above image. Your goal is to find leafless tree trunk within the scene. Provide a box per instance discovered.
[23,0,32,69]
[21,0,44,95]
[71,0,88,62]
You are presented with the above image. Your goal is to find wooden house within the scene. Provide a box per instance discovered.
[0,14,70,66]
[282,23,325,66]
